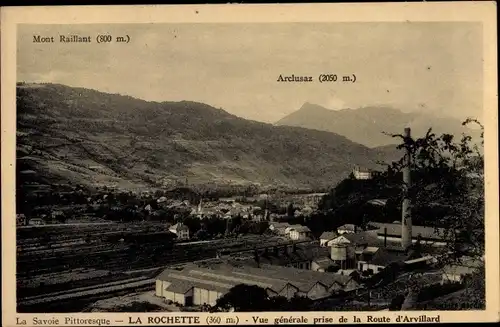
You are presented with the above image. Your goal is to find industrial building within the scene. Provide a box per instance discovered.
[325,229,437,273]
[238,242,330,270]
[356,248,409,274]
[366,222,448,247]
[155,262,360,307]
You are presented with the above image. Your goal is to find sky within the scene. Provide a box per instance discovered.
[17,22,483,123]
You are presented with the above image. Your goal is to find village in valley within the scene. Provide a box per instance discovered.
[14,20,488,315]
[16,150,484,313]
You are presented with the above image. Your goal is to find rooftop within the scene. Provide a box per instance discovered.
[366,199,388,206]
[312,257,335,270]
[367,222,448,241]
[366,248,409,267]
[157,262,356,297]
[338,231,379,245]
[289,225,311,233]
[269,222,290,229]
[320,231,338,240]
[338,224,358,231]
[252,243,330,266]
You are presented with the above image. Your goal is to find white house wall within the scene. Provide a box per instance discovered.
[193,287,220,306]
[155,280,164,297]
[208,290,222,306]
[441,273,463,284]
[359,262,385,274]
[163,291,176,304]
[193,288,203,305]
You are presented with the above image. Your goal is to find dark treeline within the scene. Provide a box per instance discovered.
[211,284,313,312]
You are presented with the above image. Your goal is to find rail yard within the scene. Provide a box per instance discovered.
[16,221,303,312]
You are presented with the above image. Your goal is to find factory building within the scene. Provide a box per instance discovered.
[155,263,360,307]
[366,222,448,247]
[356,247,408,274]
[327,231,379,270]
[240,242,330,271]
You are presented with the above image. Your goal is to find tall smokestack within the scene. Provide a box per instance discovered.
[401,127,413,250]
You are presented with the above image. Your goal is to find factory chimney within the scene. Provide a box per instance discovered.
[401,127,413,250]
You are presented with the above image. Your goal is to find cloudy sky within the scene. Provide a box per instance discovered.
[17,22,483,123]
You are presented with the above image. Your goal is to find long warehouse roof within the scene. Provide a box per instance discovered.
[157,263,356,296]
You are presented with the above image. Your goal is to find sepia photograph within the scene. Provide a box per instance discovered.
[2,3,498,325]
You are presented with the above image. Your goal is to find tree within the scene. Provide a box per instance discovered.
[267,296,289,310]
[287,294,313,311]
[213,284,314,312]
[194,229,208,240]
[389,294,405,311]
[382,119,485,309]
[385,120,484,258]
[286,203,295,217]
[214,284,270,312]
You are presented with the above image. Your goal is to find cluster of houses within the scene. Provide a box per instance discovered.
[16,212,65,227]
[267,220,480,287]
[268,222,313,240]
[154,221,482,309]
[316,222,482,284]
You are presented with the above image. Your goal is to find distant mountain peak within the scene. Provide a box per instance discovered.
[277,103,479,148]
[299,102,329,111]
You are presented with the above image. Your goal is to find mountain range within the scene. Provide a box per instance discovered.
[276,102,480,148]
[16,83,405,192]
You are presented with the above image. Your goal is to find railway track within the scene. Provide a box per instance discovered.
[17,235,292,276]
[17,281,156,313]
